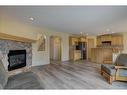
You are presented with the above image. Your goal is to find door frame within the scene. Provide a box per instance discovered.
[49,35,62,63]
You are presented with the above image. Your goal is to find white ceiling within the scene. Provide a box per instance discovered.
[1,6,127,35]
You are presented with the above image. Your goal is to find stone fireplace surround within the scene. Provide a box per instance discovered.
[0,39,32,76]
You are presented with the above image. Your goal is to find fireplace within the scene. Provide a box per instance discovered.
[8,50,26,71]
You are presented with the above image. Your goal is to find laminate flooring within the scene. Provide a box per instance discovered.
[31,61,127,89]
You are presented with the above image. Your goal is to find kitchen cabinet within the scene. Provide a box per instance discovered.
[112,35,123,46]
[97,34,123,46]
[97,36,101,46]
[91,48,113,64]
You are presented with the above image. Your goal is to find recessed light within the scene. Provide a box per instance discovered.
[29,17,34,21]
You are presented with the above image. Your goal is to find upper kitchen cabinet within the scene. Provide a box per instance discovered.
[112,35,123,46]
[97,36,102,46]
[101,35,112,42]
[96,34,123,47]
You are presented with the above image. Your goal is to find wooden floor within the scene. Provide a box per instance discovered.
[32,61,127,89]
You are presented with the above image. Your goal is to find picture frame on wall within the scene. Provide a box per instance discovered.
[37,34,46,51]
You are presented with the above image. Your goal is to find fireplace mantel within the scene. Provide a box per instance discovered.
[0,32,36,43]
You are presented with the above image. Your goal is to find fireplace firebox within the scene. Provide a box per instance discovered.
[8,50,26,71]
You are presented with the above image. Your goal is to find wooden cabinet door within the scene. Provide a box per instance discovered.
[88,39,94,61]
[117,36,123,46]
[97,36,101,46]
[101,35,112,41]
[91,48,96,63]
[112,35,123,46]
[80,37,86,42]
[106,35,112,41]
[101,36,104,42]
[71,38,79,45]
[103,48,113,63]
[112,36,117,45]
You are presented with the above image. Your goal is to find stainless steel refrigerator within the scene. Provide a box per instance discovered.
[78,42,87,60]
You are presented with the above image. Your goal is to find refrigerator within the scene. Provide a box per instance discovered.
[78,42,87,60]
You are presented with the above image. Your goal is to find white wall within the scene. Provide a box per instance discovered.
[0,16,69,66]
[32,29,69,66]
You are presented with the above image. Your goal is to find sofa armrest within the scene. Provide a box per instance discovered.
[115,66,127,69]
[114,66,127,80]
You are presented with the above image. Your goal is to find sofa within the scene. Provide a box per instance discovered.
[0,60,43,89]
[101,54,127,84]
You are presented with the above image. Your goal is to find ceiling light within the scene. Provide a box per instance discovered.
[44,35,46,39]
[29,17,34,21]
[106,29,110,32]
[80,32,83,34]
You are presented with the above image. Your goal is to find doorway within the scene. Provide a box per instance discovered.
[50,36,62,63]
